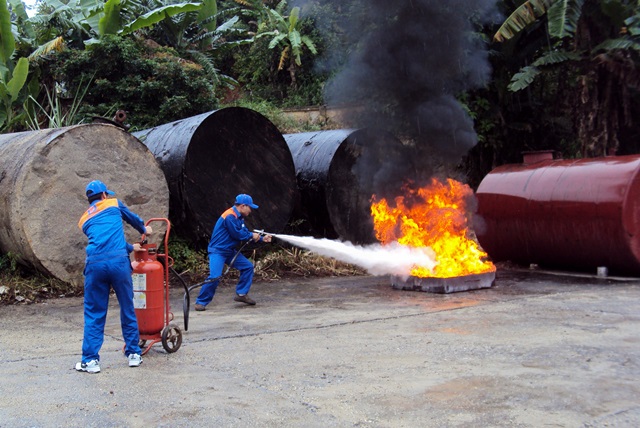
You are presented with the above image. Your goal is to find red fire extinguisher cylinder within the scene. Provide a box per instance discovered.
[131,243,165,335]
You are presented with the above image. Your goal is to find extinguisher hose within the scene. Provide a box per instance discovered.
[180,240,252,331]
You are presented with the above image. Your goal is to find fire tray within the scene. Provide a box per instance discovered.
[391,270,496,294]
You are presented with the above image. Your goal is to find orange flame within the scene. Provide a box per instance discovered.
[370,178,495,278]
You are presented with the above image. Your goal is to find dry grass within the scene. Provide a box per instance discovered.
[253,246,366,280]
[0,267,81,305]
[169,245,367,290]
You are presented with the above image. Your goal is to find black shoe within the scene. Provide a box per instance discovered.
[194,304,206,311]
[234,294,256,305]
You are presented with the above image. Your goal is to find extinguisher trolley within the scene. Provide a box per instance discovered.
[131,218,182,355]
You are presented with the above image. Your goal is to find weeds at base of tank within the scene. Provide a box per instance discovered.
[0,243,366,306]
[0,252,79,304]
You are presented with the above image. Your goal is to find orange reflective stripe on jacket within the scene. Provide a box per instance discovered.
[221,207,238,220]
[78,198,119,230]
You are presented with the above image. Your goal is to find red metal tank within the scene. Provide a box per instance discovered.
[475,152,640,275]
[131,244,165,335]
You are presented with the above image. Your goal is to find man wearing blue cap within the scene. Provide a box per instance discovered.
[75,180,152,373]
[195,194,272,310]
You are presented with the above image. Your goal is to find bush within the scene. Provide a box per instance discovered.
[46,36,220,130]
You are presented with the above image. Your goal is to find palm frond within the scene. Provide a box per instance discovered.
[289,29,301,50]
[287,6,299,32]
[216,15,241,33]
[547,0,584,39]
[28,36,65,62]
[186,49,220,84]
[267,33,286,49]
[593,37,640,53]
[508,65,542,91]
[532,49,581,66]
[300,35,317,55]
[625,13,640,36]
[274,0,287,15]
[494,0,559,42]
[268,7,287,28]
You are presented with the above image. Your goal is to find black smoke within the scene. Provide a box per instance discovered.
[293,0,499,200]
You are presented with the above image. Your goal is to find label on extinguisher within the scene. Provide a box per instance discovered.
[132,273,147,309]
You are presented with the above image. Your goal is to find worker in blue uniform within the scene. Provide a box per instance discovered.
[75,180,152,374]
[194,194,272,311]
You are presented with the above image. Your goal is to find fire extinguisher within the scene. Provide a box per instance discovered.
[131,241,165,336]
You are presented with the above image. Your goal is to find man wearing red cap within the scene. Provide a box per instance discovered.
[195,194,272,310]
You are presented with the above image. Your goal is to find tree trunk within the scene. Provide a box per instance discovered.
[288,59,297,88]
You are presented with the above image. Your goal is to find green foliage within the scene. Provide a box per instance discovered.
[231,5,327,106]
[168,237,208,275]
[507,66,540,92]
[47,35,219,129]
[31,0,204,47]
[547,0,584,38]
[99,0,125,37]
[493,0,640,157]
[254,1,318,86]
[26,75,93,129]
[226,98,298,131]
[0,0,14,65]
[508,50,580,91]
[594,37,640,53]
[493,0,559,42]
[119,2,203,37]
[0,0,31,132]
[0,251,19,272]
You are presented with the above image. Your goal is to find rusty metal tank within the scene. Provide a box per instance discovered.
[474,151,640,275]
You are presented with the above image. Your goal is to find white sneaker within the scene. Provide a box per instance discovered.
[75,359,100,373]
[128,353,143,367]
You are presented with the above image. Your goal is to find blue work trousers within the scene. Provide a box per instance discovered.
[81,256,141,362]
[196,250,254,306]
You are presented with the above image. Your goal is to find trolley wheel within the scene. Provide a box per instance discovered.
[139,339,147,348]
[161,323,182,353]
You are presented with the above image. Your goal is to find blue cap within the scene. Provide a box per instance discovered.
[86,180,115,198]
[235,194,258,209]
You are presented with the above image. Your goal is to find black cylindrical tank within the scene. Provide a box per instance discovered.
[284,128,407,244]
[134,108,297,246]
[475,153,640,275]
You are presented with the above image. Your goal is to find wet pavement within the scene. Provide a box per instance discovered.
[1,269,639,427]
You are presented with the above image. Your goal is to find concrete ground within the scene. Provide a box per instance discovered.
[1,269,639,427]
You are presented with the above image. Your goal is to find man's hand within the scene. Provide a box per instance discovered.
[133,243,142,251]
[252,232,272,243]
[145,225,153,235]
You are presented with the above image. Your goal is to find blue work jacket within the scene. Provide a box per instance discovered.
[208,206,253,254]
[78,198,146,263]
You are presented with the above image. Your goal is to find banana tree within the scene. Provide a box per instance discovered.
[137,0,249,90]
[493,0,640,157]
[28,0,204,47]
[255,1,317,87]
[87,0,204,45]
